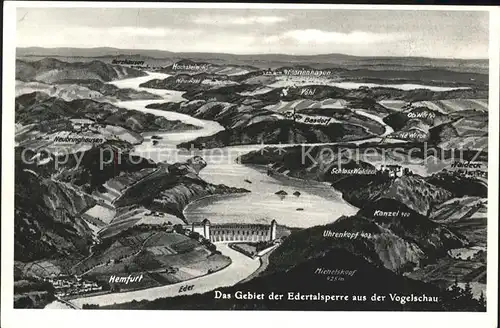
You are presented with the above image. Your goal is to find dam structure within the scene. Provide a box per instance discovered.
[185,219,277,243]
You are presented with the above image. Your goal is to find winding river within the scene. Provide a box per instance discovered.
[110,72,361,228]
[66,244,260,308]
[46,71,407,308]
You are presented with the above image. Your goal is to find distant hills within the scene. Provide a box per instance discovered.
[16,58,146,83]
[16,46,487,62]
[16,47,488,74]
[17,47,176,58]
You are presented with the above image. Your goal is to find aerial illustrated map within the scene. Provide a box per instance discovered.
[10,5,492,312]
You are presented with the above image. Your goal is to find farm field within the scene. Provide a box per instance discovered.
[106,168,158,192]
[378,100,409,111]
[264,98,348,112]
[98,216,147,240]
[99,207,187,240]
[15,80,103,101]
[439,136,488,151]
[451,217,487,246]
[135,213,184,226]
[414,99,488,113]
[83,204,116,224]
[73,230,230,289]
[453,117,488,137]
[19,261,63,277]
[379,99,488,114]
[431,196,486,223]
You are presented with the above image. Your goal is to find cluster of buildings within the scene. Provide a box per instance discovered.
[444,168,488,179]
[70,119,105,132]
[378,164,413,178]
[377,164,486,180]
[448,161,487,178]
[43,275,103,298]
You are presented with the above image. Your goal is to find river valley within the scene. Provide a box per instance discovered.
[41,71,458,307]
[110,72,362,228]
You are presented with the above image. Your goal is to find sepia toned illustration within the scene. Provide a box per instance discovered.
[13,6,489,311]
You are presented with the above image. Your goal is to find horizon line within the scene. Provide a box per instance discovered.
[16,46,489,61]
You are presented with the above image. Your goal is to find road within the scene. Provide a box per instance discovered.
[45,297,78,309]
[67,243,260,308]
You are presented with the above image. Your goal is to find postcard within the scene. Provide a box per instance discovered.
[1,2,498,328]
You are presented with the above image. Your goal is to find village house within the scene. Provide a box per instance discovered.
[379,165,413,178]
[46,275,103,297]
[70,118,96,131]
